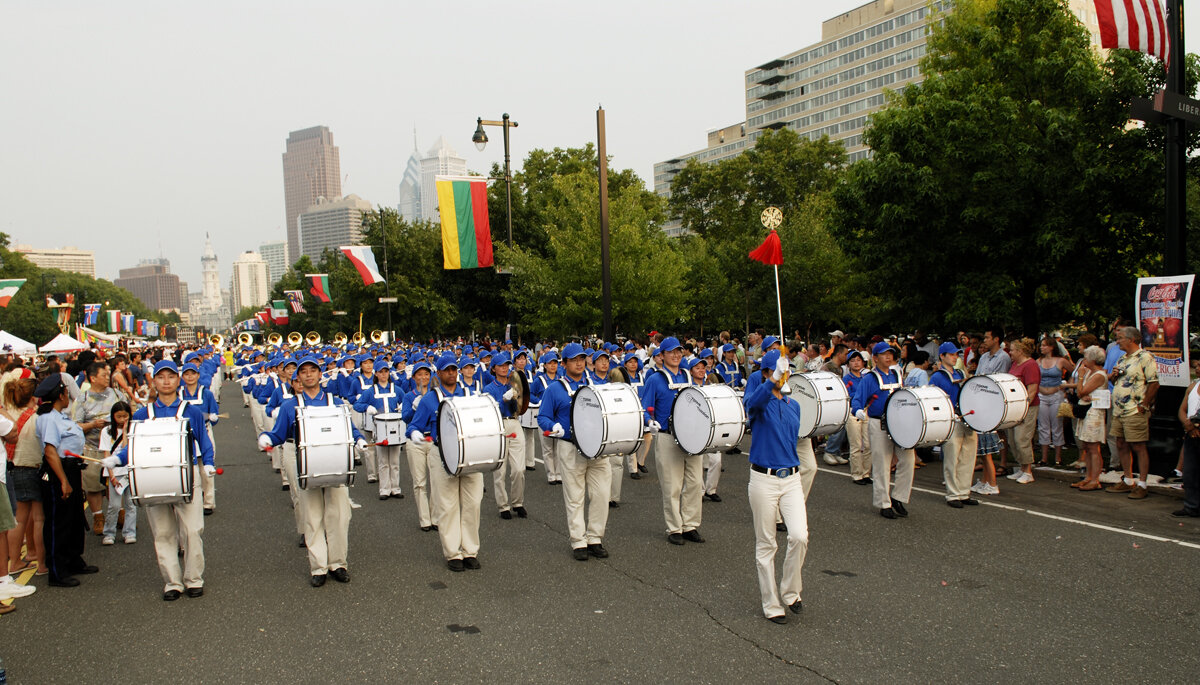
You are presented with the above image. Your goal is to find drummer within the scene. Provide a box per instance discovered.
[483,352,527,520]
[410,353,485,572]
[850,342,915,520]
[620,353,650,481]
[513,349,540,472]
[539,342,612,561]
[257,357,367,587]
[179,360,221,516]
[401,361,437,531]
[929,342,979,508]
[102,360,216,600]
[532,351,562,485]
[354,361,405,501]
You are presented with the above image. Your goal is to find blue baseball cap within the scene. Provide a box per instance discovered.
[435,353,459,371]
[374,361,391,372]
[561,342,587,359]
[938,341,963,356]
[658,336,681,354]
[539,351,560,365]
[411,361,433,375]
[153,360,180,376]
[490,351,511,368]
[721,343,736,354]
[760,350,781,370]
[591,348,611,361]
[180,362,200,374]
[297,357,322,372]
[762,336,780,350]
[871,341,895,356]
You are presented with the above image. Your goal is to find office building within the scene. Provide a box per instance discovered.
[420,137,466,222]
[12,244,96,277]
[259,240,289,285]
[114,260,183,311]
[282,126,341,262]
[231,251,270,314]
[298,194,373,262]
[397,138,423,222]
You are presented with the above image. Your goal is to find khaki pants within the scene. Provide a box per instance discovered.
[198,425,216,508]
[145,465,205,592]
[655,435,703,535]
[251,401,267,437]
[542,426,560,481]
[794,437,818,501]
[868,418,915,509]
[280,444,305,534]
[428,446,484,560]
[846,415,872,480]
[557,440,611,548]
[748,469,808,618]
[297,482,351,575]
[374,444,403,497]
[1006,407,1037,466]
[523,425,539,469]
[942,422,978,501]
[405,439,435,529]
[352,411,375,479]
[493,418,525,511]
[609,452,636,502]
[704,452,721,495]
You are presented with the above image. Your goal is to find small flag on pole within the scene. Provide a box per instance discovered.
[340,246,386,285]
[122,313,135,332]
[435,175,493,269]
[0,278,26,307]
[748,229,783,265]
[255,308,270,325]
[285,290,306,314]
[1093,0,1170,65]
[106,310,121,333]
[83,303,101,326]
[307,274,332,303]
[271,300,289,325]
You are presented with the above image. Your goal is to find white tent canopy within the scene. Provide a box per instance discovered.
[0,330,37,354]
[39,333,89,353]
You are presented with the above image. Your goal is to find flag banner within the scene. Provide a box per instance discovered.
[236,318,261,332]
[749,229,783,265]
[1135,274,1195,387]
[255,309,270,325]
[106,309,121,333]
[307,274,332,303]
[75,324,86,343]
[435,175,493,269]
[340,245,386,285]
[0,278,26,307]
[83,303,101,326]
[1093,0,1170,64]
[136,319,145,336]
[271,300,289,325]
[285,290,306,313]
[122,313,135,333]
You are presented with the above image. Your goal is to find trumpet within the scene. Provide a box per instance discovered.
[287,331,303,347]
[267,332,283,346]
[237,332,255,347]
[370,329,386,344]
[305,331,322,346]
[351,331,366,345]
[332,332,348,348]
[209,333,225,347]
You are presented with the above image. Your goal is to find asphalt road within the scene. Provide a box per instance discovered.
[3,400,1198,684]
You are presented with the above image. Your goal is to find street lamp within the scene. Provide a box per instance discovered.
[471,113,518,248]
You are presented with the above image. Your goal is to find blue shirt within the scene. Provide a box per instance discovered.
[400,388,430,423]
[36,409,87,458]
[260,389,364,446]
[850,368,903,418]
[640,367,691,429]
[716,360,744,388]
[744,381,801,470]
[1104,342,1125,392]
[531,370,559,404]
[411,383,471,442]
[538,375,586,440]
[353,381,403,415]
[115,398,215,467]
[180,384,220,426]
[483,379,519,418]
[745,369,769,398]
[928,366,963,408]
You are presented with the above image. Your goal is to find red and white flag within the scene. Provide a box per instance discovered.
[1093,0,1170,65]
[340,245,386,285]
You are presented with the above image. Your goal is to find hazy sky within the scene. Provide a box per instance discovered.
[2,1,1196,289]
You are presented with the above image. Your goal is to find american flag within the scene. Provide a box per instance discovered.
[1093,0,1170,65]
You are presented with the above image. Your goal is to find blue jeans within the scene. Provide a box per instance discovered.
[823,428,846,456]
[103,482,138,539]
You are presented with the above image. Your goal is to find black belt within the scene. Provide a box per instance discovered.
[751,464,800,478]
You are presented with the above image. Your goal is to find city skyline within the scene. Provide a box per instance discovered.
[3,1,1197,290]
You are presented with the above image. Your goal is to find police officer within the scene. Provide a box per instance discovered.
[929,342,979,508]
[850,342,915,519]
[484,352,527,519]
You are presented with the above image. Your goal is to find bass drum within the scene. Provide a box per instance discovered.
[438,395,506,476]
[295,403,356,489]
[883,386,954,449]
[127,417,195,506]
[786,371,849,438]
[571,383,644,459]
[672,385,746,455]
[958,373,1029,432]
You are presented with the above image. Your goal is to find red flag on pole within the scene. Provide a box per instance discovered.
[748,229,783,265]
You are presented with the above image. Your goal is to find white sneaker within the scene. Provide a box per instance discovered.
[835,456,849,465]
[970,480,984,493]
[125,537,137,544]
[985,483,1000,495]
[822,454,839,466]
[1006,470,1023,480]
[1016,472,1035,484]
[0,576,36,599]
[102,536,115,546]
[349,498,362,510]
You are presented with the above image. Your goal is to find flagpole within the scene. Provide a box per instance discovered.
[774,264,784,342]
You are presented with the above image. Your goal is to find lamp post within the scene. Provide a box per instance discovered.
[472,113,518,248]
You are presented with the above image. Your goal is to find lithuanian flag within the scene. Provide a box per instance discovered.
[436,175,493,269]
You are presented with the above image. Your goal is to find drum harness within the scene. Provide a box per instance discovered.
[288,391,336,444]
[143,400,195,463]
[868,368,903,420]
[658,367,693,438]
[935,367,968,422]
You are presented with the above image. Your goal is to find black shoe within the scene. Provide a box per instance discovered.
[330,568,350,583]
[587,543,609,558]
[463,557,481,570]
[853,478,869,485]
[310,574,326,587]
[500,510,513,520]
[72,564,100,575]
[707,493,722,502]
[962,498,980,506]
[630,472,641,480]
[204,508,214,516]
[298,535,306,548]
[431,524,438,531]
[880,507,897,519]
[767,614,788,624]
[447,559,465,572]
[947,499,964,509]
[49,576,80,587]
[274,468,281,473]
[638,465,648,473]
[380,494,389,500]
[682,529,705,543]
[776,522,787,532]
[178,547,184,557]
[525,466,535,471]
[281,483,289,491]
[1171,508,1200,518]
[391,492,404,499]
[667,533,685,546]
[163,589,182,601]
[862,477,873,484]
[891,499,908,517]
[726,446,742,454]
[608,501,619,508]
[514,507,528,518]
[573,547,589,561]
[420,525,434,532]
[788,600,803,614]
[185,586,204,598]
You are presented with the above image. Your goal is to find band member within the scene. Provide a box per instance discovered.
[851,342,915,519]
[354,361,406,500]
[483,353,527,519]
[258,357,367,587]
[843,352,872,485]
[532,351,562,484]
[410,354,484,572]
[180,361,221,515]
[640,336,706,545]
[609,353,645,504]
[401,362,437,531]
[745,350,808,624]
[264,359,297,492]
[930,343,979,508]
[103,360,215,600]
[539,343,611,560]
[343,356,376,483]
[514,349,540,471]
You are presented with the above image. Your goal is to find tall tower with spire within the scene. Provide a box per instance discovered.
[397,129,423,222]
[201,233,221,307]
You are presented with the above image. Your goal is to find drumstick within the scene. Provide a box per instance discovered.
[64,450,105,464]
[507,433,517,439]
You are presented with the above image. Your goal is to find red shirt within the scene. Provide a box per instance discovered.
[1010,359,1041,406]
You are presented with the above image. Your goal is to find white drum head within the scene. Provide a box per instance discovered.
[572,386,606,459]
[438,403,462,474]
[673,387,713,455]
[790,372,850,438]
[885,389,929,449]
[959,376,1003,432]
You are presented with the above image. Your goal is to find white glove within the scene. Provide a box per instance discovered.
[266,407,277,419]
[258,433,274,450]
[647,420,661,433]
[203,465,216,477]
[549,423,565,438]
[207,413,219,423]
[100,455,121,469]
[855,409,867,421]
[502,388,516,401]
[366,405,378,416]
[772,357,791,381]
[411,396,422,410]
[356,438,368,451]
[410,430,423,443]
[740,378,746,387]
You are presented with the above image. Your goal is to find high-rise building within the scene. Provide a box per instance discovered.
[231,251,270,314]
[298,194,373,262]
[419,136,466,222]
[12,244,96,277]
[114,260,183,311]
[282,126,341,262]
[259,240,289,285]
[397,135,423,222]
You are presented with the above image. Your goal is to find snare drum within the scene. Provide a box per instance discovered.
[958,373,1030,432]
[883,386,954,449]
[787,372,850,438]
[672,385,747,455]
[127,417,195,506]
[571,384,644,459]
[438,395,506,476]
[373,413,406,446]
[519,402,540,430]
[295,404,356,489]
